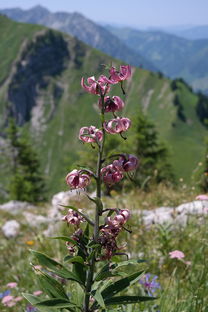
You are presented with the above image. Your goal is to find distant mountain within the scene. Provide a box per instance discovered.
[163,25,208,40]
[106,25,208,93]
[0,5,156,72]
[0,16,207,200]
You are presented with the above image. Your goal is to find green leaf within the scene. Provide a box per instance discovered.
[35,298,80,309]
[64,255,85,265]
[60,205,94,226]
[30,250,84,286]
[101,271,145,299]
[50,236,78,245]
[22,294,52,312]
[105,295,157,306]
[37,271,69,300]
[95,263,118,282]
[92,289,106,309]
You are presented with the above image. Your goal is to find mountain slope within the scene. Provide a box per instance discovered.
[106,26,208,93]
[0,16,207,199]
[0,5,156,72]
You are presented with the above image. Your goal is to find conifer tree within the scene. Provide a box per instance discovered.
[131,111,174,189]
[7,118,46,203]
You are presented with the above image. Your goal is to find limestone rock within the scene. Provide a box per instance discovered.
[2,220,20,238]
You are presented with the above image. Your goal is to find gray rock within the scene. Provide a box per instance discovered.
[2,220,20,238]
[23,212,51,227]
[0,200,36,215]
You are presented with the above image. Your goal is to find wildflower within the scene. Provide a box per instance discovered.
[26,304,37,312]
[109,65,131,83]
[104,117,131,134]
[195,194,208,200]
[2,295,15,306]
[139,273,160,296]
[66,169,90,189]
[6,282,17,288]
[169,250,185,259]
[14,296,23,302]
[26,240,35,246]
[113,154,138,172]
[33,290,43,296]
[98,96,124,113]
[0,290,11,299]
[79,126,103,143]
[81,75,110,95]
[101,164,123,185]
[62,209,85,226]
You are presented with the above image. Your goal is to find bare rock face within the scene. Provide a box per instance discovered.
[7,30,68,126]
[2,220,20,238]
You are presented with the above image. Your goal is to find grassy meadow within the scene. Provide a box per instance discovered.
[0,185,208,312]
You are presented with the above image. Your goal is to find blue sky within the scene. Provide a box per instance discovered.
[0,0,207,27]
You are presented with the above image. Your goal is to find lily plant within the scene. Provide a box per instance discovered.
[23,64,156,312]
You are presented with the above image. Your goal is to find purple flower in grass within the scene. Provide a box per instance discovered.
[26,304,37,312]
[139,273,160,296]
[0,290,11,299]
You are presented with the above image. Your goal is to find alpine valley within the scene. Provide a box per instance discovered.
[0,15,207,199]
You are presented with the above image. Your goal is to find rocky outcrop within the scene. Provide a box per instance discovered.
[7,30,69,126]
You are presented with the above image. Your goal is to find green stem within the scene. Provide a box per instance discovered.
[83,94,106,312]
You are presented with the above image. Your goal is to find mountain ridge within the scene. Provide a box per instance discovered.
[0,5,156,72]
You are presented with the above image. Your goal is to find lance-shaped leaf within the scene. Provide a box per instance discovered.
[61,205,94,226]
[91,289,106,309]
[64,255,85,265]
[50,236,78,245]
[105,295,157,306]
[22,294,51,312]
[35,298,81,310]
[94,263,118,281]
[101,270,145,300]
[30,250,84,286]
[36,270,69,300]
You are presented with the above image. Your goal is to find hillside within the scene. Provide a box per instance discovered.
[0,15,207,200]
[106,26,208,94]
[0,5,156,72]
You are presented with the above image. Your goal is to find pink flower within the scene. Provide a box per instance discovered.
[98,96,124,113]
[109,65,131,83]
[169,250,185,259]
[33,290,43,296]
[14,296,23,302]
[79,126,103,143]
[113,154,138,172]
[2,295,14,306]
[195,194,208,200]
[101,164,123,185]
[66,169,91,189]
[104,117,131,134]
[6,282,17,288]
[62,209,85,226]
[81,75,110,95]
